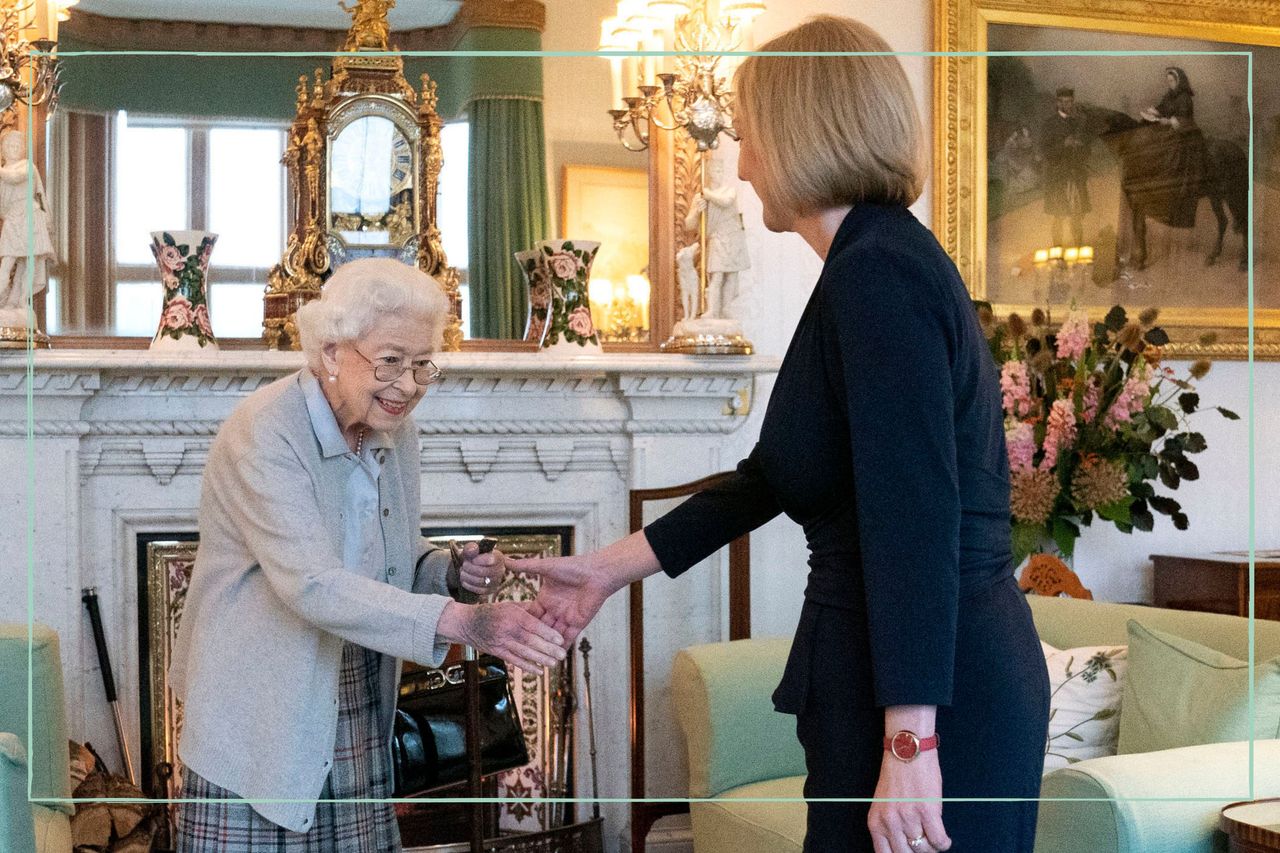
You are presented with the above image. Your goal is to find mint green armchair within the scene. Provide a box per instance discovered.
[670,597,1280,853]
[0,623,74,853]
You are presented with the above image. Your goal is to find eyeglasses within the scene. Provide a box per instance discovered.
[350,347,444,386]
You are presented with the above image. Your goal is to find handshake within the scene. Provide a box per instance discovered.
[433,535,649,675]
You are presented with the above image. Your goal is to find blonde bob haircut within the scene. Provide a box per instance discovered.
[732,15,925,218]
[296,258,450,372]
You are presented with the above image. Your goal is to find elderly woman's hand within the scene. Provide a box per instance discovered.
[455,541,506,595]
[436,600,566,675]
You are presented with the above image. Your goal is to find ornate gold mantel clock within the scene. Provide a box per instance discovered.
[263,0,462,351]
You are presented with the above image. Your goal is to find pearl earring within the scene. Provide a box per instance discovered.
[328,374,337,383]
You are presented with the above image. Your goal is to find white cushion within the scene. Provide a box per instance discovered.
[1041,641,1128,771]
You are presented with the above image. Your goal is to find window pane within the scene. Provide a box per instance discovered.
[115,281,163,337]
[439,121,468,270]
[209,282,265,338]
[115,115,187,265]
[209,128,286,267]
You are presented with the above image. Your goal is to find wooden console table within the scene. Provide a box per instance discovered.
[1221,799,1280,852]
[1151,552,1280,621]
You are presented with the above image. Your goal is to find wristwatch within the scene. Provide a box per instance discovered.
[884,730,940,762]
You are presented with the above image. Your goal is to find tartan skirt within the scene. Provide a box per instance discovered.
[176,643,401,852]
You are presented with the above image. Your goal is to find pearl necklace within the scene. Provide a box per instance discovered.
[353,428,367,456]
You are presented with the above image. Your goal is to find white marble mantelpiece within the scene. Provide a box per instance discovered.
[0,348,778,853]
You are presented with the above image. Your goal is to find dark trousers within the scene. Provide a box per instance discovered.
[790,578,1049,853]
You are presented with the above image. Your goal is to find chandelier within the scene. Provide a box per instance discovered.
[601,0,765,153]
[0,0,71,116]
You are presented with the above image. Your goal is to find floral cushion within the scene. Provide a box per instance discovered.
[1041,641,1128,772]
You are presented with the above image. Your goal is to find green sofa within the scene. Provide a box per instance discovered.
[670,596,1280,853]
[0,623,74,853]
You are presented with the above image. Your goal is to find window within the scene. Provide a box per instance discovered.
[113,112,287,338]
[96,112,468,340]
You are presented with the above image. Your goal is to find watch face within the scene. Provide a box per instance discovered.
[890,731,920,761]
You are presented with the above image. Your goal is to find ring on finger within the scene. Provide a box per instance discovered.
[908,836,927,850]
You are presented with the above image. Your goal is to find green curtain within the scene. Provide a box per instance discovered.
[467,96,549,339]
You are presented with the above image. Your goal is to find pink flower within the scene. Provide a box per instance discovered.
[156,244,186,273]
[1006,420,1036,474]
[193,304,213,338]
[161,295,194,330]
[1039,398,1078,472]
[1055,309,1091,361]
[1000,361,1034,419]
[161,269,179,291]
[548,251,580,281]
[198,242,214,272]
[1104,360,1152,428]
[529,280,551,310]
[567,305,595,338]
[1081,378,1102,424]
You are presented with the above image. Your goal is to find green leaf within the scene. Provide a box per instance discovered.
[1064,731,1084,741]
[163,232,176,247]
[1217,407,1241,420]
[1177,392,1200,414]
[1104,305,1128,331]
[1183,433,1208,453]
[1131,505,1155,532]
[1052,517,1080,558]
[1149,496,1180,516]
[1144,327,1170,346]
[1093,708,1117,720]
[1158,463,1181,490]
[1174,457,1200,481]
[1148,406,1178,432]
[1011,522,1047,564]
[1096,500,1132,523]
[1172,512,1189,531]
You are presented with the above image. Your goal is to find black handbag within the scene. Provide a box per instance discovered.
[391,655,530,795]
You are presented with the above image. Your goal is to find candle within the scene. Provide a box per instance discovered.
[1064,247,1079,264]
[1048,245,1063,260]
[1079,245,1094,262]
[627,274,651,331]
[1033,249,1049,265]
[609,56,623,108]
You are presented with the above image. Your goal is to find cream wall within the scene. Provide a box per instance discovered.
[541,0,1274,624]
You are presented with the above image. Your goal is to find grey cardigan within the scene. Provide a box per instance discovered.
[169,371,454,832]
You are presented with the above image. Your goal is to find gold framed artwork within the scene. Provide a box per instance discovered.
[934,0,1280,358]
[560,164,652,343]
[141,538,198,799]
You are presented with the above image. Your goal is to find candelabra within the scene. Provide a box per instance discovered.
[0,0,71,118]
[1032,244,1095,316]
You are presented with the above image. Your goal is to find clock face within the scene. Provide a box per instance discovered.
[391,132,413,195]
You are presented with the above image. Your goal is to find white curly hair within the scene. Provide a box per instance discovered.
[296,258,450,372]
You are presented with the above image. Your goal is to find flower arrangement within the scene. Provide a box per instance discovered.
[977,302,1238,564]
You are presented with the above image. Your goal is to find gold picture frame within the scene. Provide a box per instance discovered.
[142,539,199,799]
[934,0,1280,358]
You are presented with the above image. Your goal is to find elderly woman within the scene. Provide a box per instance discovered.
[170,258,564,851]
[521,16,1049,853]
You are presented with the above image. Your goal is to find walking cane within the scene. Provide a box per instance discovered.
[452,538,499,853]
[82,587,136,785]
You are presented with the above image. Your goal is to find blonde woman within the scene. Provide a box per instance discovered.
[171,258,565,851]
[522,16,1049,853]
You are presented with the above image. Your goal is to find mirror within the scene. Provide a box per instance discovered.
[44,4,667,347]
[329,116,416,252]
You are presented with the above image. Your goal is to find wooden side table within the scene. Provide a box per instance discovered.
[1151,552,1280,621]
[1221,799,1280,852]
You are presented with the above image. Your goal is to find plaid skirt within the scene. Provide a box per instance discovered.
[176,643,401,852]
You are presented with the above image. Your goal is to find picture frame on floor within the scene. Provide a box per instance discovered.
[934,0,1280,358]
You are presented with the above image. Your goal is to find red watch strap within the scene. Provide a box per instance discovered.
[884,730,940,761]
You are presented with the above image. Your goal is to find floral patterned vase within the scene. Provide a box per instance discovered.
[515,248,550,346]
[150,230,218,351]
[533,239,601,352]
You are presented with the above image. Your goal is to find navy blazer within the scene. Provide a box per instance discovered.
[645,202,1012,710]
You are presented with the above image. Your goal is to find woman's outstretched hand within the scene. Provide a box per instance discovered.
[513,530,664,647]
[436,600,566,674]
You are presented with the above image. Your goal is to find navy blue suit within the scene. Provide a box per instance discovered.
[645,203,1049,852]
